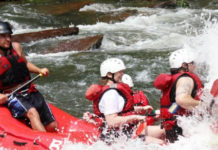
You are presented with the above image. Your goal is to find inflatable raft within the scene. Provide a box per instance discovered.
[0,104,101,150]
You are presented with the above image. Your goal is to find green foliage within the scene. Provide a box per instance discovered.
[175,0,189,7]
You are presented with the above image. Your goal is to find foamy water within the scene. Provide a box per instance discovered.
[59,6,218,150]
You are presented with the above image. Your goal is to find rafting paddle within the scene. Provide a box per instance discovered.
[7,73,43,97]
[133,120,146,139]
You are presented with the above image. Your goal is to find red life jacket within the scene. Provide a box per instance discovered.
[86,82,134,117]
[133,90,150,106]
[133,91,155,125]
[154,72,203,129]
[0,48,30,91]
[86,84,155,125]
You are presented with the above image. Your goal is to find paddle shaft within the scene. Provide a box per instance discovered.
[7,73,42,97]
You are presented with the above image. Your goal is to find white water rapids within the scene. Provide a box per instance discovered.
[60,4,218,150]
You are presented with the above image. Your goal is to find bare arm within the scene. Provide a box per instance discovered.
[12,42,49,76]
[134,105,153,113]
[175,76,201,110]
[0,94,8,104]
[105,113,146,128]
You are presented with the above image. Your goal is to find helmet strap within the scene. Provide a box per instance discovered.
[106,73,117,83]
[180,66,189,72]
[180,63,189,72]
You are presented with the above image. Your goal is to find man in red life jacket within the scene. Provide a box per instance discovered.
[0,21,57,132]
[154,48,203,142]
[85,58,165,144]
[83,74,155,126]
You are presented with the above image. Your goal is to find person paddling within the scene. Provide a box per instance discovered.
[122,74,161,124]
[0,21,57,132]
[154,48,203,142]
[85,58,164,144]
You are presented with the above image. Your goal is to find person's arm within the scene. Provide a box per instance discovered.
[12,42,49,76]
[105,113,146,128]
[26,62,49,76]
[100,89,146,128]
[134,105,153,113]
[0,94,8,104]
[175,76,201,110]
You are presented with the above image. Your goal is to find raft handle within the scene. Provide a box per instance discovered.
[33,137,40,145]
[0,131,7,138]
[13,140,27,146]
[33,141,39,145]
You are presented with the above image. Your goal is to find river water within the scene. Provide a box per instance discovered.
[0,0,218,150]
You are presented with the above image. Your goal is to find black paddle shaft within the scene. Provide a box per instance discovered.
[7,74,42,97]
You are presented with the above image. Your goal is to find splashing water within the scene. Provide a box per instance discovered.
[57,12,218,150]
[180,13,218,89]
[163,13,218,150]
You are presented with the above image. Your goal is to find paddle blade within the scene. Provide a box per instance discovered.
[211,79,218,97]
[133,121,146,139]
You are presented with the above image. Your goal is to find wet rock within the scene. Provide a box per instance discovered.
[153,1,177,9]
[12,27,79,43]
[43,35,103,53]
[97,10,138,23]
[39,1,94,15]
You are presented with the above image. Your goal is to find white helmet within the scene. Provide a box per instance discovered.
[169,47,195,68]
[100,58,126,77]
[122,74,134,87]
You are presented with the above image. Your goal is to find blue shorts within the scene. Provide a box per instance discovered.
[7,95,27,118]
[7,91,55,126]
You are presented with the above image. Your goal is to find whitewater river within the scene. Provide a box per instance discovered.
[0,0,218,149]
